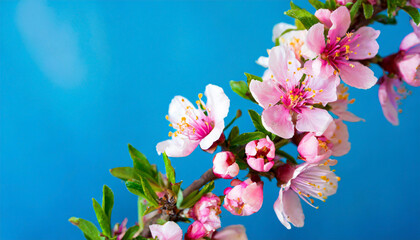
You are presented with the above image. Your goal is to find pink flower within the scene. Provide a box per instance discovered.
[223,178,264,216]
[189,193,222,235]
[274,160,339,229]
[250,45,337,139]
[409,0,420,8]
[185,221,207,240]
[329,84,364,122]
[213,151,239,179]
[213,225,248,240]
[298,120,351,163]
[112,218,128,240]
[245,136,276,172]
[378,75,410,126]
[150,221,183,240]
[156,84,230,157]
[305,6,380,89]
[336,0,377,5]
[394,21,420,87]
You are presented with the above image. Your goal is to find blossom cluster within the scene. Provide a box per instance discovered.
[70,1,420,240]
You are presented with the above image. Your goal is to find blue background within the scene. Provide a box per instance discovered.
[1,1,419,239]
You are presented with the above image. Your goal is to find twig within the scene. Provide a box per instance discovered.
[183,168,217,198]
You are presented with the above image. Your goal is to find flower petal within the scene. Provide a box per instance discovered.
[261,105,294,139]
[378,78,399,126]
[400,32,420,51]
[339,61,377,89]
[306,23,326,54]
[168,96,195,124]
[397,54,420,87]
[269,45,301,84]
[274,188,304,229]
[328,6,351,41]
[156,136,200,157]
[205,84,230,123]
[272,22,296,42]
[200,121,224,150]
[296,108,332,136]
[348,27,380,60]
[249,79,282,109]
[315,9,332,28]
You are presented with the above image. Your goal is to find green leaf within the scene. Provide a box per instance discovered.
[128,144,153,176]
[350,0,363,19]
[230,132,266,146]
[181,190,198,205]
[125,180,159,207]
[228,126,239,143]
[294,19,305,30]
[403,6,420,25]
[137,197,146,231]
[248,110,272,136]
[181,181,215,209]
[363,3,374,19]
[276,150,297,165]
[109,167,157,185]
[285,1,319,29]
[176,188,184,209]
[92,198,112,237]
[374,14,397,25]
[229,80,256,102]
[69,217,102,240]
[236,159,248,170]
[121,225,140,240]
[102,185,114,221]
[325,0,336,10]
[275,139,290,149]
[387,0,398,18]
[162,152,176,184]
[143,205,158,216]
[308,0,325,10]
[140,177,159,203]
[244,72,262,86]
[345,2,354,7]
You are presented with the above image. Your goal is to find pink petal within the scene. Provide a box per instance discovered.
[400,32,420,51]
[205,84,230,123]
[306,23,326,54]
[296,108,332,136]
[348,27,380,60]
[242,182,264,214]
[247,158,265,172]
[249,79,282,109]
[213,225,247,240]
[261,105,294,139]
[150,221,183,240]
[156,136,200,157]
[274,189,304,229]
[378,79,399,126]
[397,54,420,87]
[315,9,332,28]
[168,96,195,124]
[328,6,351,41]
[269,45,301,84]
[200,121,224,150]
[297,133,319,159]
[339,61,377,89]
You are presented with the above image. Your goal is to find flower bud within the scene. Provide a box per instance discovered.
[213,225,248,240]
[189,193,222,235]
[213,151,239,179]
[149,221,183,240]
[185,221,207,240]
[245,136,275,172]
[223,179,263,216]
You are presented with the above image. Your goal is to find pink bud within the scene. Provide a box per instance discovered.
[213,225,248,240]
[245,136,275,172]
[223,178,263,216]
[275,163,295,185]
[185,221,207,240]
[149,221,183,240]
[189,193,222,235]
[213,151,239,179]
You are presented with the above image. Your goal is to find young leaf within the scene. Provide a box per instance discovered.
[162,152,176,184]
[308,0,325,10]
[228,126,239,143]
[363,3,374,19]
[137,197,146,231]
[403,6,420,25]
[140,177,159,205]
[229,80,256,102]
[125,180,159,207]
[92,198,112,237]
[248,110,272,137]
[121,225,140,240]
[176,188,184,209]
[102,185,114,221]
[69,217,102,240]
[109,167,157,186]
[325,0,336,10]
[230,132,266,146]
[285,2,319,29]
[128,144,153,176]
[374,14,397,25]
[181,181,215,208]
[350,0,363,19]
[244,72,262,86]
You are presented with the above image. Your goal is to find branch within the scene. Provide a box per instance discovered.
[183,168,217,198]
[349,1,388,31]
